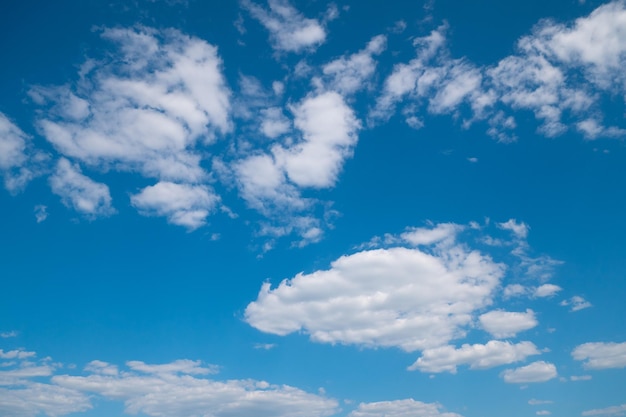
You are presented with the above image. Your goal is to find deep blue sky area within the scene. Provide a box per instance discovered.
[1,1,625,417]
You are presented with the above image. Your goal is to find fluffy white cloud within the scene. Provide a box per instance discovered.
[478,309,538,338]
[0,114,28,172]
[582,404,626,416]
[53,360,338,417]
[371,24,483,125]
[560,296,592,312]
[572,342,626,369]
[49,158,114,217]
[409,340,540,373]
[260,107,291,138]
[33,26,231,227]
[0,349,337,417]
[0,113,45,192]
[372,1,626,140]
[348,399,462,417]
[497,219,529,239]
[501,361,557,383]
[529,399,553,405]
[131,182,219,230]
[276,91,360,188]
[242,0,326,53]
[36,27,230,184]
[245,223,504,351]
[321,35,387,95]
[226,91,359,243]
[534,284,562,298]
[0,383,92,417]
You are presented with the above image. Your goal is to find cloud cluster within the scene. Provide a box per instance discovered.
[245,223,505,351]
[582,404,626,416]
[572,341,626,369]
[478,309,538,339]
[371,1,626,140]
[409,341,540,373]
[242,0,327,53]
[500,361,558,383]
[34,26,230,228]
[0,349,338,417]
[348,399,462,417]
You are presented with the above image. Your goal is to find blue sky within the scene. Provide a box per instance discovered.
[1,0,626,416]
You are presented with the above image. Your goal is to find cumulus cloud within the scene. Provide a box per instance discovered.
[242,0,327,53]
[409,340,540,373]
[321,34,387,95]
[570,375,592,381]
[501,361,557,383]
[478,309,538,338]
[49,158,114,217]
[245,223,505,352]
[371,24,484,125]
[0,348,338,417]
[372,1,626,140]
[54,361,338,417]
[0,113,45,192]
[227,91,360,243]
[534,284,562,298]
[582,404,626,416]
[572,342,626,369]
[35,26,231,227]
[130,182,219,230]
[348,399,462,417]
[498,219,529,239]
[560,296,592,312]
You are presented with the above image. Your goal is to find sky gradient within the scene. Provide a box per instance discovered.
[1,1,626,416]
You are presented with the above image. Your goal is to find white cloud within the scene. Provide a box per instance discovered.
[540,1,626,90]
[0,349,337,417]
[371,24,483,124]
[49,158,114,218]
[560,296,592,312]
[34,205,48,223]
[497,219,529,239]
[536,411,551,416]
[570,375,592,381]
[245,223,505,352]
[478,309,538,338]
[260,107,291,138]
[53,360,338,417]
[529,399,553,405]
[534,284,562,298]
[0,332,18,339]
[503,284,529,298]
[372,2,626,140]
[242,0,327,53]
[0,350,36,360]
[36,27,231,184]
[0,113,28,172]
[321,35,387,95]
[131,182,219,230]
[0,383,92,417]
[225,91,359,243]
[409,340,540,373]
[399,223,462,246]
[572,341,626,369]
[348,399,462,417]
[582,404,626,416]
[0,113,44,193]
[501,361,557,383]
[276,91,360,188]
